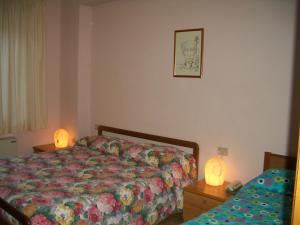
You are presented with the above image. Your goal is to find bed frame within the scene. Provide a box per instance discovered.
[98,125,200,173]
[263,151,297,171]
[0,125,200,225]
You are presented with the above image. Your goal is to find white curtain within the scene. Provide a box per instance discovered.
[0,0,47,134]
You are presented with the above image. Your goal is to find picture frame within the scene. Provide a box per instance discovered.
[173,28,204,78]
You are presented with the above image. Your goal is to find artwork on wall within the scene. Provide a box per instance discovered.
[173,28,204,78]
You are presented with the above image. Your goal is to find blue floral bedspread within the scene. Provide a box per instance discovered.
[183,169,295,225]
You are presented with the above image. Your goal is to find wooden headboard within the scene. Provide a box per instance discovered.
[98,125,200,176]
[263,152,297,171]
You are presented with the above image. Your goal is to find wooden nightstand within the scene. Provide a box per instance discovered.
[183,179,234,221]
[33,143,70,153]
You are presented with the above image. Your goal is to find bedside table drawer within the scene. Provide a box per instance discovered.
[184,192,221,210]
[183,204,206,221]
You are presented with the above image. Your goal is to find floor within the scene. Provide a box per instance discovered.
[158,213,184,225]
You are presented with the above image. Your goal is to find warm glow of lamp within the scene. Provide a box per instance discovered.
[54,129,69,148]
[205,156,226,186]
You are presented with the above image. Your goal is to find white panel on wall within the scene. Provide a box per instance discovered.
[0,137,17,158]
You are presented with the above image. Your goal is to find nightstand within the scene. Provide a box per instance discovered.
[183,179,234,221]
[33,143,69,153]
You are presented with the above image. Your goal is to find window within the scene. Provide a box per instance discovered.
[0,0,47,134]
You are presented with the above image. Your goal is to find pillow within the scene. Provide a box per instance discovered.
[244,169,295,195]
[76,135,134,157]
[123,143,197,181]
[75,136,94,147]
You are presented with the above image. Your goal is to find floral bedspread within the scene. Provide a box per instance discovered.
[183,186,293,225]
[183,169,294,225]
[0,145,195,225]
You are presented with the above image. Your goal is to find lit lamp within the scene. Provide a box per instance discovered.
[205,156,226,186]
[54,129,69,148]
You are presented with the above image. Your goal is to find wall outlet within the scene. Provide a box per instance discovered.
[217,147,228,156]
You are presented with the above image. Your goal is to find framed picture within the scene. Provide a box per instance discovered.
[173,28,204,78]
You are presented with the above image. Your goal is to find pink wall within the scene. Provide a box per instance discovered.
[90,0,297,182]
[59,1,93,143]
[77,6,92,138]
[12,0,297,184]
[60,0,80,145]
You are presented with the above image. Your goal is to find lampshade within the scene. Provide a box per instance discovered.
[54,129,69,148]
[205,156,226,186]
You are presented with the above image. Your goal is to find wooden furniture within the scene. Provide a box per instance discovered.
[263,151,296,171]
[292,131,300,225]
[0,125,200,225]
[0,198,30,225]
[33,143,71,153]
[183,179,233,221]
[33,143,59,153]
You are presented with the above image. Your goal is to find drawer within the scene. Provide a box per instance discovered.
[183,204,206,221]
[184,191,222,211]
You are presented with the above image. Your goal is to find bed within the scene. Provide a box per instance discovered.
[183,152,297,225]
[0,125,199,225]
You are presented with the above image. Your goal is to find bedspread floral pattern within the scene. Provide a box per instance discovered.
[0,144,196,225]
[183,169,295,225]
[183,186,293,225]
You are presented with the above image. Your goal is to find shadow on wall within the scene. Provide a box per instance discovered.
[288,2,300,157]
